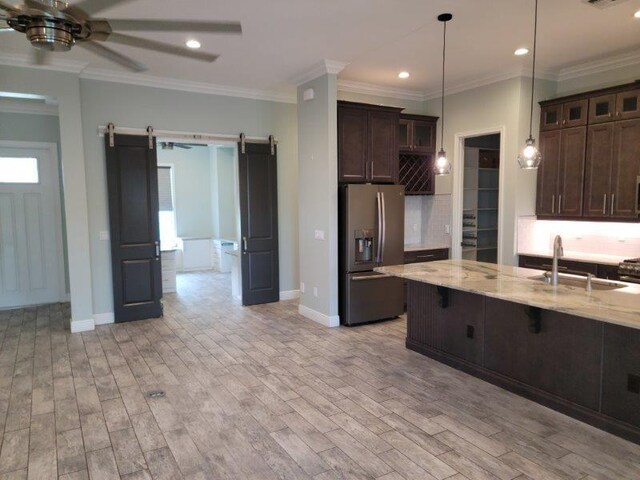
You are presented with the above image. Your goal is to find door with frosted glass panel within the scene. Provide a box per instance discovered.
[0,144,65,308]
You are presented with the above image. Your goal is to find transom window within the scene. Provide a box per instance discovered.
[0,157,39,184]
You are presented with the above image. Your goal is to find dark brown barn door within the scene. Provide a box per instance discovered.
[238,140,279,305]
[105,133,162,322]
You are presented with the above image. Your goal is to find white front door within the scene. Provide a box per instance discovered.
[0,142,65,308]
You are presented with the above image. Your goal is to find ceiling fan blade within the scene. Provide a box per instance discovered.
[0,26,14,32]
[107,19,242,34]
[78,40,147,72]
[105,33,218,62]
[0,1,19,14]
[68,0,134,15]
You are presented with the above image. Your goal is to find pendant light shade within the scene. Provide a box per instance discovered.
[435,13,452,176]
[518,0,542,170]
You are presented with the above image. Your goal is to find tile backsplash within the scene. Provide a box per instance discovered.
[404,194,452,247]
[518,216,640,259]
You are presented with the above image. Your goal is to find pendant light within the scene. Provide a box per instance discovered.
[517,0,543,169]
[435,13,453,176]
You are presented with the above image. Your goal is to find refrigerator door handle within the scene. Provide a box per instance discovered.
[381,191,386,263]
[376,192,383,263]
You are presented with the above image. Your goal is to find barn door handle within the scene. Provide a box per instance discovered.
[242,237,248,254]
[155,241,160,259]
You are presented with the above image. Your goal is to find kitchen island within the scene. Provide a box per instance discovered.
[376,259,640,444]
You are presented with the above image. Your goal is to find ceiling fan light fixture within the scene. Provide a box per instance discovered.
[185,39,201,49]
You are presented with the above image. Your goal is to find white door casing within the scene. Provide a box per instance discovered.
[0,141,65,308]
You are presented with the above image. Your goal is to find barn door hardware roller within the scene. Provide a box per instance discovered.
[239,132,246,154]
[269,135,275,155]
[147,126,154,150]
[107,123,115,147]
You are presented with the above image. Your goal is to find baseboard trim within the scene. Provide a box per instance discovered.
[280,290,300,301]
[94,312,115,325]
[298,304,340,328]
[70,318,95,333]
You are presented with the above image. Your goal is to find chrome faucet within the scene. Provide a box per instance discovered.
[551,235,564,286]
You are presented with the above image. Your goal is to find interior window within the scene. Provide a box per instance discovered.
[157,166,178,249]
[0,157,39,183]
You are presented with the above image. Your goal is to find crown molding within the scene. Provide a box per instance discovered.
[337,79,425,102]
[79,68,297,104]
[0,52,87,74]
[557,49,640,82]
[291,59,349,86]
[0,98,58,115]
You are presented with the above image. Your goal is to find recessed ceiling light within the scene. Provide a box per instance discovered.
[398,71,410,79]
[634,9,640,18]
[186,39,201,49]
[514,48,529,56]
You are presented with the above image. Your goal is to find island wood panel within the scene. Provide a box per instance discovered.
[484,298,602,411]
[407,282,484,365]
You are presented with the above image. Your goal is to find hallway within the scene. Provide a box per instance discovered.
[0,273,638,479]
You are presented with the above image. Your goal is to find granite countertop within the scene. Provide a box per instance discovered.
[518,250,627,266]
[404,243,450,252]
[376,259,640,330]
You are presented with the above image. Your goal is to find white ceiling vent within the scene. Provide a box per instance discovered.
[582,0,631,9]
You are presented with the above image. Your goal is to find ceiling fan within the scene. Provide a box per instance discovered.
[160,142,208,150]
[0,0,242,72]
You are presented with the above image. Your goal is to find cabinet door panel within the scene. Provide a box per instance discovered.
[541,104,562,131]
[611,118,640,219]
[485,298,602,410]
[338,106,368,183]
[583,123,614,218]
[602,324,640,428]
[368,110,399,183]
[412,120,436,153]
[616,88,640,121]
[562,99,588,128]
[536,130,561,216]
[589,94,616,124]
[399,119,412,151]
[558,127,587,217]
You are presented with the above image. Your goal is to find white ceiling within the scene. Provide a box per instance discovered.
[1,0,639,98]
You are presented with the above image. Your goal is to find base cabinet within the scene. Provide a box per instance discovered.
[602,324,640,428]
[484,298,602,410]
[406,280,640,444]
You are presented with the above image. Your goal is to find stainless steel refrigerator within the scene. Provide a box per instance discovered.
[339,184,405,326]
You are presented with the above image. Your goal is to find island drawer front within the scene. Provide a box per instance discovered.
[407,282,484,364]
[404,248,449,264]
[602,324,640,428]
[484,298,602,411]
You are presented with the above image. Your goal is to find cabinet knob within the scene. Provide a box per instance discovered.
[562,120,566,125]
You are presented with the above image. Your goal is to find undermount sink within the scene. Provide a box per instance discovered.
[528,274,626,291]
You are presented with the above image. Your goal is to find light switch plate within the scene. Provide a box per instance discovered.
[314,230,325,240]
[99,230,110,241]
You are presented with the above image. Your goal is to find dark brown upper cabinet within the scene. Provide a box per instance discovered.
[616,88,640,121]
[398,114,438,154]
[536,127,586,217]
[338,101,402,184]
[589,94,616,124]
[537,81,640,222]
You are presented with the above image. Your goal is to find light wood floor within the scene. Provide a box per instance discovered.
[1,271,639,479]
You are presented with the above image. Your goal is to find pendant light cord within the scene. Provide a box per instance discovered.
[441,19,447,150]
[529,0,538,138]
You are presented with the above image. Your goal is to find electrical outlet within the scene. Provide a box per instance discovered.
[313,287,318,297]
[445,224,450,235]
[300,282,305,294]
[412,223,419,232]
